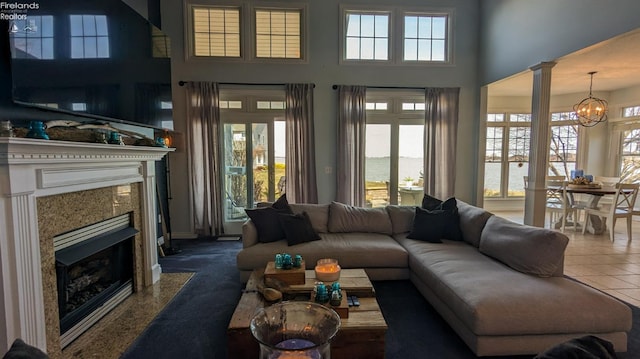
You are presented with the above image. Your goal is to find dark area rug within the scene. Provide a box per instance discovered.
[121,238,640,359]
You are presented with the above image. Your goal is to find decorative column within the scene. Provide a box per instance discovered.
[140,159,162,286]
[524,62,556,226]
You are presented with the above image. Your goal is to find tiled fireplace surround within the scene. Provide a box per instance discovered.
[0,138,172,357]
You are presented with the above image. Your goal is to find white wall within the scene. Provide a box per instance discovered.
[161,0,481,236]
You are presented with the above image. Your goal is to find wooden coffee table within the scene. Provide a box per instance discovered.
[227,268,387,359]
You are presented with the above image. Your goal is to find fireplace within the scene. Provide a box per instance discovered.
[0,138,173,356]
[54,213,137,348]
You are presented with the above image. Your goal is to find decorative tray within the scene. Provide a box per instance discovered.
[567,183,602,189]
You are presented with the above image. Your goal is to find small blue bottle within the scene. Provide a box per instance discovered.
[293,254,303,268]
[282,253,293,269]
[275,254,284,269]
[26,121,49,140]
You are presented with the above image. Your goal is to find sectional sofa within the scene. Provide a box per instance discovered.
[236,200,632,356]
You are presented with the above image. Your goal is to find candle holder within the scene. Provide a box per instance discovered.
[314,258,341,282]
[250,301,341,359]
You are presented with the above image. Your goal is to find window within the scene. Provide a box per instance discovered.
[366,102,388,111]
[549,112,579,178]
[344,12,389,61]
[71,102,87,111]
[621,129,640,183]
[622,105,640,118]
[403,14,447,62]
[255,9,301,59]
[151,25,171,58]
[256,100,285,109]
[484,112,581,199]
[341,6,452,64]
[365,90,425,207]
[484,113,531,198]
[70,15,109,58]
[9,16,54,59]
[192,6,240,57]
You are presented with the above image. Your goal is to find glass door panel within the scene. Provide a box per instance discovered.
[365,124,391,207]
[398,124,424,205]
[223,124,249,222]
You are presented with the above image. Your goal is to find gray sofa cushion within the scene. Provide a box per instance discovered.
[479,216,569,277]
[237,232,408,271]
[456,200,494,247]
[386,205,416,234]
[328,202,392,234]
[289,203,330,233]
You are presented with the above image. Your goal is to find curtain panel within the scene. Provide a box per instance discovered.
[424,87,460,200]
[285,83,318,203]
[185,82,224,236]
[336,85,367,206]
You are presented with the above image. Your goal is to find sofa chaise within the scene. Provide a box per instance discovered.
[237,200,632,356]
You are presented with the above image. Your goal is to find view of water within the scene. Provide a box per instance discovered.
[365,157,423,182]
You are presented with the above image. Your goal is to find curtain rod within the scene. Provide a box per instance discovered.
[332,84,426,90]
[179,81,315,88]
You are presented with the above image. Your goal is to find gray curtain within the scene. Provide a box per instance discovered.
[424,87,460,199]
[336,85,367,206]
[285,83,318,203]
[185,82,224,236]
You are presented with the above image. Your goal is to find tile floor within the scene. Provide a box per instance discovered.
[495,210,640,307]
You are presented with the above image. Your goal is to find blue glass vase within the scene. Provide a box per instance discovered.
[26,121,49,140]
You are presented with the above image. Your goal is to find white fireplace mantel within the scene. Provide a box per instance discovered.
[0,137,173,353]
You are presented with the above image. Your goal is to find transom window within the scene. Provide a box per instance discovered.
[9,15,54,59]
[622,105,640,117]
[255,9,302,59]
[403,14,447,62]
[366,102,388,110]
[344,12,390,61]
[192,6,241,57]
[70,15,109,59]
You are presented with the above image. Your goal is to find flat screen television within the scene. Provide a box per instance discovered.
[6,0,173,130]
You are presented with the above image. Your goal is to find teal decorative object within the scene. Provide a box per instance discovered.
[26,121,49,140]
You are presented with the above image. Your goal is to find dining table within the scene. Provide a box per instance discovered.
[564,185,621,234]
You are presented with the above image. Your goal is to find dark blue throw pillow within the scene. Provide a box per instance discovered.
[410,194,463,242]
[245,194,292,243]
[278,211,321,246]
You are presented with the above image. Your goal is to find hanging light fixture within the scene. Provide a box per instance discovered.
[573,71,608,127]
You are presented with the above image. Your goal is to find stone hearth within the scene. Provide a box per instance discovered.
[0,138,172,356]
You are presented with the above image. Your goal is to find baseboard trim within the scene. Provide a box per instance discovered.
[171,232,198,239]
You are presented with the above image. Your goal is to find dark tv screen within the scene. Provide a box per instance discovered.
[7,0,173,130]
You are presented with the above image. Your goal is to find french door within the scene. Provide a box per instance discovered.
[222,121,285,233]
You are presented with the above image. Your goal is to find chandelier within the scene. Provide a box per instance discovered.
[573,71,608,127]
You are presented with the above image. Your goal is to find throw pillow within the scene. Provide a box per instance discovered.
[245,207,287,243]
[272,193,292,213]
[421,193,444,210]
[278,211,321,246]
[3,338,49,359]
[417,195,463,241]
[406,207,451,243]
[244,194,293,243]
[479,216,569,277]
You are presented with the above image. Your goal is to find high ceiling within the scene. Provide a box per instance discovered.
[488,28,640,97]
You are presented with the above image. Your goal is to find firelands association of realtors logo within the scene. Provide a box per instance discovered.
[1,1,40,21]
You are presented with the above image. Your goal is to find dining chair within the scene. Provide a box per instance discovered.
[581,183,639,242]
[546,180,578,232]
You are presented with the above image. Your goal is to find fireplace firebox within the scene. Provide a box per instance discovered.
[54,214,138,347]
